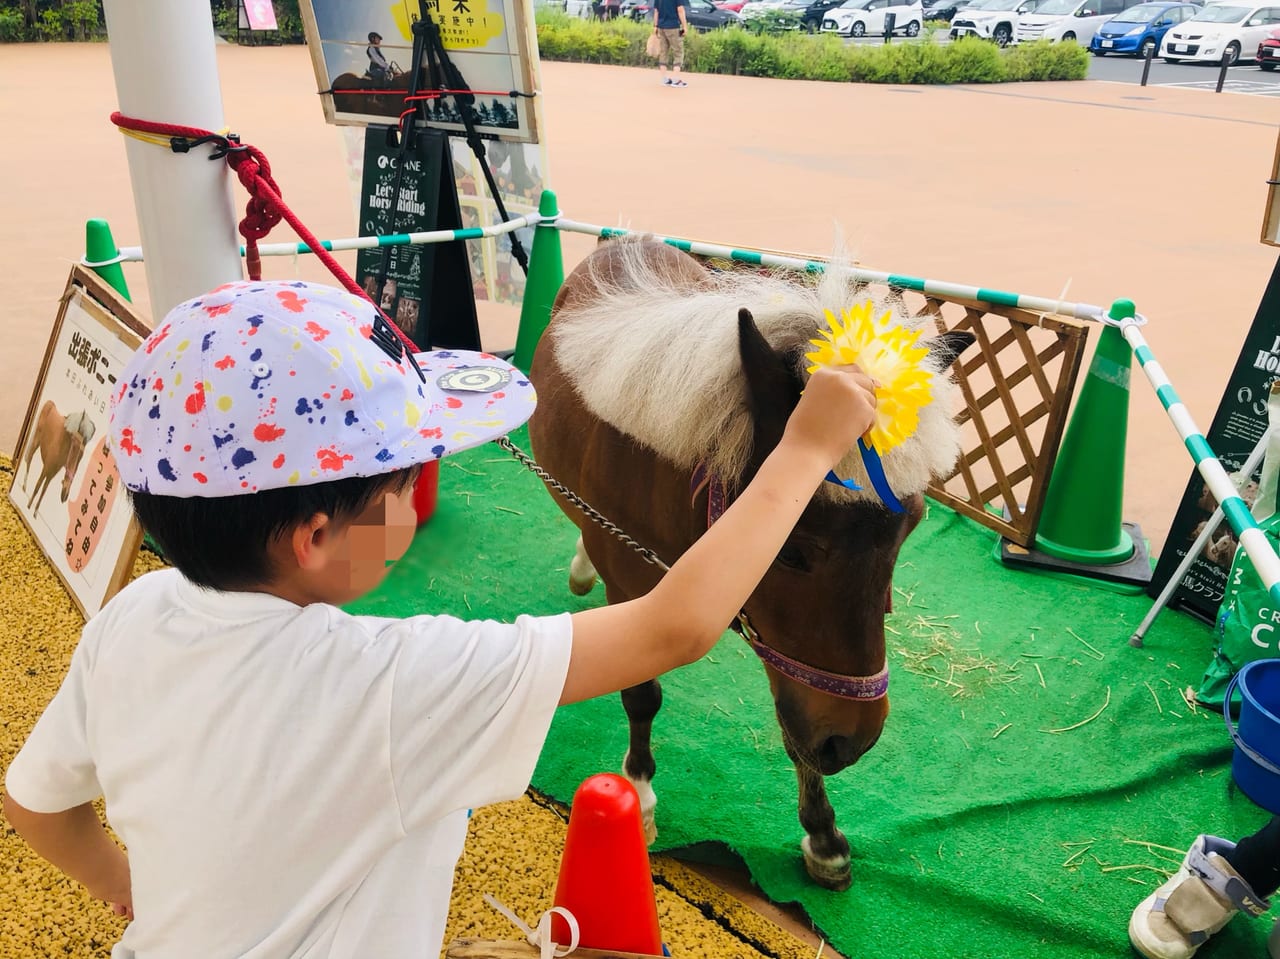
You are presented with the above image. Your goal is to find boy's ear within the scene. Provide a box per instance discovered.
[289,512,336,571]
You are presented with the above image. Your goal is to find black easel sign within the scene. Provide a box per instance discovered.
[355,127,481,351]
[1149,257,1280,623]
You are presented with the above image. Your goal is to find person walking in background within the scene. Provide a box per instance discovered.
[652,0,689,86]
[1129,815,1280,959]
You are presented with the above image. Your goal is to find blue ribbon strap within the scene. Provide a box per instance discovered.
[858,439,904,513]
[824,469,862,490]
[823,445,904,513]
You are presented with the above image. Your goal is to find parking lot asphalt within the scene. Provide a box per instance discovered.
[840,32,1280,92]
[1086,50,1280,92]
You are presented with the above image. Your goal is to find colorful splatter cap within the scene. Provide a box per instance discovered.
[110,280,536,496]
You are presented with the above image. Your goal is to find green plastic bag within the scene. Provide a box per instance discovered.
[1199,385,1280,708]
[1201,511,1280,707]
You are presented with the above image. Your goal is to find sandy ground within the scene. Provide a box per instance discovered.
[3,42,1279,551]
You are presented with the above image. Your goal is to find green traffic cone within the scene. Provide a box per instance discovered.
[513,189,564,374]
[1033,299,1137,564]
[84,218,131,301]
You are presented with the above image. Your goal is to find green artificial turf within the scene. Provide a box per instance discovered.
[350,427,1276,959]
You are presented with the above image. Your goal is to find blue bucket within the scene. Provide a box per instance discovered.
[1224,658,1280,815]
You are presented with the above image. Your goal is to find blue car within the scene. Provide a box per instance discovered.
[1089,0,1200,56]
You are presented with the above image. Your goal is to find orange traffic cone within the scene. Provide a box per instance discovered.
[550,774,664,955]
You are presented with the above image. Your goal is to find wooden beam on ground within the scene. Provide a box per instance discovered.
[446,939,664,959]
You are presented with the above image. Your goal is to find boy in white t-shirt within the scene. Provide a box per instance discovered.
[3,280,877,957]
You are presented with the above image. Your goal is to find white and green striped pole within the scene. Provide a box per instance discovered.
[554,220,1112,325]
[1123,316,1280,607]
[86,213,542,265]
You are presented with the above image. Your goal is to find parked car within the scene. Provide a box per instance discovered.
[1160,2,1280,63]
[923,0,966,19]
[1016,0,1129,43]
[686,0,746,27]
[821,0,925,36]
[949,0,1042,44]
[1258,24,1280,67]
[800,0,850,28]
[1088,0,1199,54]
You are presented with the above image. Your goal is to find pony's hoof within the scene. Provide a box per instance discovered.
[624,766,659,845]
[801,836,851,891]
[568,569,597,596]
[568,537,598,595]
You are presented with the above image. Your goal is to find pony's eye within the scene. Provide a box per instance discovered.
[777,544,810,572]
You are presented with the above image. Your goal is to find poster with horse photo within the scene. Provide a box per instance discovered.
[299,0,540,143]
[9,268,151,618]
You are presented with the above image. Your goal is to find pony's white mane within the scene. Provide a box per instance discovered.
[549,238,966,503]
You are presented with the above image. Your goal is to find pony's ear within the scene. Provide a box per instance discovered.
[738,308,802,470]
[925,330,976,371]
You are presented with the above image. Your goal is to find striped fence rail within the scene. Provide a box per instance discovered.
[87,207,1280,607]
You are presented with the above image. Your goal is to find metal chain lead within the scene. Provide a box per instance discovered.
[493,436,886,700]
[494,437,671,572]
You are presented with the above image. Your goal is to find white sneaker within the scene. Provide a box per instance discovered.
[1129,835,1271,959]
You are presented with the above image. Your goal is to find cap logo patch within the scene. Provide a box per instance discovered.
[437,367,512,394]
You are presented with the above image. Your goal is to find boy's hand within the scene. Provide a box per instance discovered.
[85,852,132,920]
[781,364,878,468]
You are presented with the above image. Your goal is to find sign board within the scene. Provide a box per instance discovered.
[9,269,150,618]
[240,0,279,30]
[299,0,540,143]
[355,126,481,350]
[1149,256,1280,622]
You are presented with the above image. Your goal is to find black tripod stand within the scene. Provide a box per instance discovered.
[372,0,531,307]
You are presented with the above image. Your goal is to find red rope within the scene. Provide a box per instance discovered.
[109,111,421,355]
[333,88,520,97]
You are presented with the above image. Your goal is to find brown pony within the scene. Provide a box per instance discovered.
[20,400,95,515]
[529,239,973,889]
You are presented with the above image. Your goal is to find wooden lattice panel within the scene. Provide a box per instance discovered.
[886,288,1089,546]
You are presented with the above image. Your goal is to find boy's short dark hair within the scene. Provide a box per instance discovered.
[128,466,421,592]
[368,31,382,41]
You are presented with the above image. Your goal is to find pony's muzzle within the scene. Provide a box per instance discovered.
[815,732,876,775]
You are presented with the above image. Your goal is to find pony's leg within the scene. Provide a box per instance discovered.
[568,535,598,596]
[30,469,52,513]
[621,679,663,845]
[792,754,852,890]
[20,438,38,491]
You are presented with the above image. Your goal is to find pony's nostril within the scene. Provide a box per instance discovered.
[815,735,863,774]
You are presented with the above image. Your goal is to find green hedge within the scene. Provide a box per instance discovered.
[534,11,1089,83]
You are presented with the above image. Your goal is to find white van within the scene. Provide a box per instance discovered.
[821,0,926,35]
[1017,0,1130,42]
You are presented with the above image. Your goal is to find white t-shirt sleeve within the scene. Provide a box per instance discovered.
[4,638,102,813]
[386,612,572,832]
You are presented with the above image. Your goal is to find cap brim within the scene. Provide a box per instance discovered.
[412,350,536,461]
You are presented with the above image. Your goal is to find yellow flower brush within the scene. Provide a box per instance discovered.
[805,301,934,456]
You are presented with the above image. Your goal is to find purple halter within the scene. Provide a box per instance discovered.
[692,464,891,702]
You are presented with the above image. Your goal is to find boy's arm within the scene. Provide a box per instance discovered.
[561,364,876,705]
[3,793,132,916]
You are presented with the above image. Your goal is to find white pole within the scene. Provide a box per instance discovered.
[102,0,243,322]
